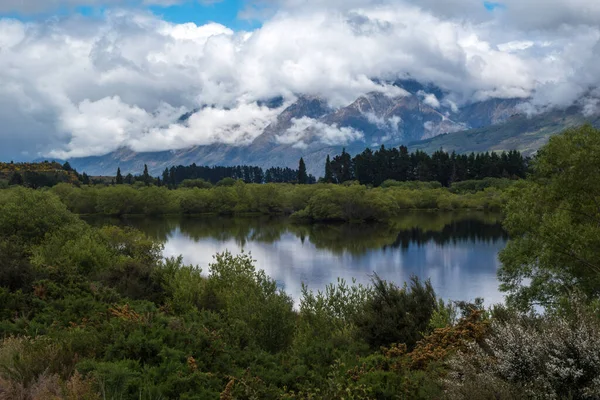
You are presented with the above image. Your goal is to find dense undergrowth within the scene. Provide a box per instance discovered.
[49,178,511,222]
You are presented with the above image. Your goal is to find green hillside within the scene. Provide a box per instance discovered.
[0,161,81,187]
[409,107,599,155]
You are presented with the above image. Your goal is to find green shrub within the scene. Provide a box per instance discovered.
[95,186,141,216]
[445,305,600,400]
[216,177,237,187]
[179,178,213,189]
[206,252,295,353]
[0,187,79,244]
[450,177,514,194]
[381,180,442,190]
[178,188,215,214]
[355,275,437,350]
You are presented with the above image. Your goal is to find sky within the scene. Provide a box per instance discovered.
[1,0,600,160]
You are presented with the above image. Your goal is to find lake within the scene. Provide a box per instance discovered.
[88,211,508,306]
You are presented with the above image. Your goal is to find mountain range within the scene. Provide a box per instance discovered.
[63,80,598,177]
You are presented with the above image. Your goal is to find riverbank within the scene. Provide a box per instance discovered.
[50,179,512,222]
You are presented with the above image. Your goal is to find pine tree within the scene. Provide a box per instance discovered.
[324,155,333,183]
[162,168,170,186]
[297,157,308,184]
[339,148,353,182]
[143,164,150,185]
[116,167,124,185]
[62,161,73,172]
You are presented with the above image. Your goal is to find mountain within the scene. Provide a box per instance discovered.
[409,106,600,156]
[64,82,596,178]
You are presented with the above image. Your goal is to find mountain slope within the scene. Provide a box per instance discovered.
[408,106,598,156]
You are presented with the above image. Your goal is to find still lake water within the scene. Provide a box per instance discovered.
[89,211,508,306]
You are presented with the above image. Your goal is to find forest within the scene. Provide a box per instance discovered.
[0,147,527,191]
[160,163,317,185]
[0,125,598,399]
[325,147,527,186]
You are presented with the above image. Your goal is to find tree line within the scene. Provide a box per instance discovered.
[324,146,528,186]
[2,148,526,191]
[155,161,316,187]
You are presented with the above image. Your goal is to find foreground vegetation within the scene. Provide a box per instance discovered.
[0,125,599,399]
[1,186,599,399]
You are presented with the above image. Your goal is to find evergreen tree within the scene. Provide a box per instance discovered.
[326,145,526,187]
[331,148,354,183]
[324,155,333,183]
[142,164,151,185]
[125,173,134,185]
[62,161,73,172]
[297,157,308,184]
[81,173,90,185]
[116,167,124,185]
[162,168,170,186]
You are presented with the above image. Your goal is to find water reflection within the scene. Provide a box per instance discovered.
[86,211,508,306]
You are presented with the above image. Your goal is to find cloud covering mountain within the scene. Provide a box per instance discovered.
[1,0,600,161]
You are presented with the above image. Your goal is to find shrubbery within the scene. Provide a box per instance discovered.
[0,188,452,398]
[0,187,598,399]
[48,181,510,222]
[445,305,600,399]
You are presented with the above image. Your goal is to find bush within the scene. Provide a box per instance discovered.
[450,177,514,194]
[178,188,215,214]
[445,305,600,400]
[179,179,213,189]
[355,275,437,350]
[95,186,141,216]
[0,336,99,399]
[0,187,79,244]
[381,180,442,190]
[304,185,395,222]
[216,177,237,187]
[205,252,296,353]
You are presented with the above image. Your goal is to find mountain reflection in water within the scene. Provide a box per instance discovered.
[86,211,508,306]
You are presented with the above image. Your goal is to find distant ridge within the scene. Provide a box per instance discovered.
[63,81,599,177]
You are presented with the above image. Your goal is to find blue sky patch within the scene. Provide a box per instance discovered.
[0,0,260,30]
[149,0,258,30]
[484,1,505,11]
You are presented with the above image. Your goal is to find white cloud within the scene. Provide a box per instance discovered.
[277,117,364,148]
[1,0,600,159]
[418,91,441,109]
[364,113,402,143]
[130,102,284,151]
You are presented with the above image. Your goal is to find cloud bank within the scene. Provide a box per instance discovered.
[1,0,600,159]
[277,117,364,149]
